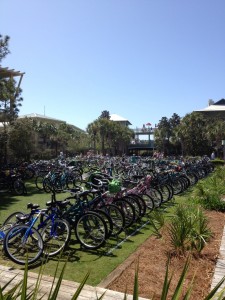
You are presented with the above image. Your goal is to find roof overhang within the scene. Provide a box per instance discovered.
[196,105,225,112]
[0,66,25,79]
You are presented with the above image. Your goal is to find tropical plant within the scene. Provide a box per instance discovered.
[193,171,225,211]
[167,205,212,255]
[148,210,165,238]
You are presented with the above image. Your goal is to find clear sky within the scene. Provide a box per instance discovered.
[1,0,225,130]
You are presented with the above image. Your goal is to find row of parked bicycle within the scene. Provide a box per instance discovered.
[0,156,215,265]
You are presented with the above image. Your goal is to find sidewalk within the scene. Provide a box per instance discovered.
[210,225,225,297]
[0,226,225,300]
[0,264,148,300]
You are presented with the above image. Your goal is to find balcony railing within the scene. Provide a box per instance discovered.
[129,140,154,149]
[131,127,156,134]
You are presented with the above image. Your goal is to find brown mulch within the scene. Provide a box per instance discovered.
[106,210,225,300]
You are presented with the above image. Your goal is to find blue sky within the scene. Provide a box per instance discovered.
[1,0,225,130]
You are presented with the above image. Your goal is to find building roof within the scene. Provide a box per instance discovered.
[196,99,225,112]
[18,113,66,123]
[110,114,132,125]
[18,113,85,133]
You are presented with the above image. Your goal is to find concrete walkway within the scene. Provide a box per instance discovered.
[210,225,225,298]
[0,225,225,300]
[0,264,148,300]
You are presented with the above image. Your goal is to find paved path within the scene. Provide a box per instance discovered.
[211,225,225,298]
[0,225,225,300]
[0,264,148,300]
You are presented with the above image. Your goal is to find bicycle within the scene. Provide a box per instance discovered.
[3,203,71,265]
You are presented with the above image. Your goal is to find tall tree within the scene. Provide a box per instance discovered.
[8,118,35,161]
[0,34,10,62]
[174,112,211,156]
[99,110,110,120]
[154,117,171,154]
[0,34,24,163]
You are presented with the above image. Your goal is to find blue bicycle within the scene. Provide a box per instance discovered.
[3,203,71,265]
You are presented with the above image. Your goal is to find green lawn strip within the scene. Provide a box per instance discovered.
[0,179,204,286]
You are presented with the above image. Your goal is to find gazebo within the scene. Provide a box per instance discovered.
[0,66,25,113]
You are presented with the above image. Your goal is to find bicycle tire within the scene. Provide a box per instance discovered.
[92,209,113,239]
[146,187,163,208]
[171,178,184,194]
[13,179,26,195]
[127,193,147,217]
[99,204,125,237]
[74,211,107,250]
[158,184,172,203]
[4,224,44,265]
[3,211,25,226]
[141,193,154,213]
[122,195,142,222]
[0,223,13,244]
[35,175,45,190]
[40,218,71,257]
[113,198,136,228]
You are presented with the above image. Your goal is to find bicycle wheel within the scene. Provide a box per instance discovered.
[92,209,113,239]
[113,198,136,228]
[142,193,154,213]
[43,178,52,193]
[40,218,71,257]
[35,175,45,190]
[171,179,184,195]
[4,224,44,265]
[0,223,13,244]
[13,179,26,195]
[122,195,142,222]
[158,184,172,203]
[66,175,75,189]
[3,211,25,226]
[127,193,147,218]
[146,187,163,208]
[75,211,107,250]
[100,204,125,237]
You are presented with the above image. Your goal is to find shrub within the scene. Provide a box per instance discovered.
[210,159,225,166]
[167,205,212,255]
[192,168,225,211]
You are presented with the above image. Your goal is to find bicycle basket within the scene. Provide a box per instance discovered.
[108,179,121,193]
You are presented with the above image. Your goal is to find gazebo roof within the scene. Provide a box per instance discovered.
[0,66,25,79]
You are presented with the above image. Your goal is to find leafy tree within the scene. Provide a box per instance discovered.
[99,110,110,120]
[0,34,24,163]
[0,34,10,62]
[8,118,35,161]
[87,121,100,154]
[154,117,171,154]
[206,119,225,157]
[87,113,133,155]
[174,112,211,156]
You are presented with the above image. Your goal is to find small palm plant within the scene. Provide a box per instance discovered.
[167,204,212,255]
[148,210,165,238]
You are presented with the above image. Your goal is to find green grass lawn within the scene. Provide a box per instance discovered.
[0,178,190,286]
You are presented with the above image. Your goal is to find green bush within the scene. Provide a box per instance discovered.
[210,159,225,166]
[167,205,212,255]
[191,167,225,211]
